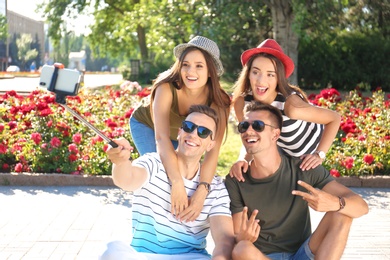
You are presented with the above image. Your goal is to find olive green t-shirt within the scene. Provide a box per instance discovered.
[132,83,186,141]
[225,155,334,255]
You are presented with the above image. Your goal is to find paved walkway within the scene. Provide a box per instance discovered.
[0,186,389,259]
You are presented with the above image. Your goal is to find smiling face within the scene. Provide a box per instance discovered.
[249,56,278,104]
[177,112,216,159]
[180,49,209,89]
[240,110,277,155]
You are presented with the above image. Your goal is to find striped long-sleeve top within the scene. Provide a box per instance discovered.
[244,92,324,157]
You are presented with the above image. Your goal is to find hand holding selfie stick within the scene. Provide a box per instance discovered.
[43,63,119,148]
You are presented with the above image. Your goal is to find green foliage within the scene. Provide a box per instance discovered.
[0,14,8,41]
[298,31,390,91]
[16,34,39,70]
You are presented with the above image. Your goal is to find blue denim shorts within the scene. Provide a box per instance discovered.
[266,237,314,260]
[130,116,178,156]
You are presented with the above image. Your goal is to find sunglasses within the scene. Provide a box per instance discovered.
[237,120,276,133]
[181,121,213,140]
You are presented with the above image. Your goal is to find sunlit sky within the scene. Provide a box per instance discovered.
[7,0,93,35]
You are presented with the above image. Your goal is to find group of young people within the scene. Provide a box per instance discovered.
[100,36,369,260]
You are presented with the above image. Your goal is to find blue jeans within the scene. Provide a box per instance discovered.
[266,237,314,260]
[130,116,178,156]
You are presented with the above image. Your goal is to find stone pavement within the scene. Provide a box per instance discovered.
[0,186,389,259]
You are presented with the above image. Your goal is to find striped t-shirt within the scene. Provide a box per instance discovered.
[244,92,324,157]
[131,153,231,256]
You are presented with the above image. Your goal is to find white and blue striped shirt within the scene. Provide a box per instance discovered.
[131,153,231,256]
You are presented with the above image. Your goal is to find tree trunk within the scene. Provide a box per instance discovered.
[137,25,148,62]
[265,0,299,85]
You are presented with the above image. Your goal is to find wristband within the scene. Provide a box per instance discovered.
[198,182,211,193]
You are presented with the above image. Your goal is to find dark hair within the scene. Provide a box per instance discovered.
[245,101,283,130]
[232,53,308,103]
[150,46,231,138]
[188,104,219,134]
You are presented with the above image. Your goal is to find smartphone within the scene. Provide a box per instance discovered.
[39,65,81,95]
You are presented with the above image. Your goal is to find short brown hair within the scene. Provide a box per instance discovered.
[188,105,219,134]
[245,101,283,130]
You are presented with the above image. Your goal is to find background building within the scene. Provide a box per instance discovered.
[0,0,44,71]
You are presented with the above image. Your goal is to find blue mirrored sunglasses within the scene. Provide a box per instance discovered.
[238,120,276,133]
[181,120,213,140]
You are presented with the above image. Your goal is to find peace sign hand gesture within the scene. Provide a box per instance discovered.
[292,180,340,212]
[236,206,261,243]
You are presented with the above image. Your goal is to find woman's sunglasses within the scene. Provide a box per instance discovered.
[237,120,276,133]
[181,121,213,140]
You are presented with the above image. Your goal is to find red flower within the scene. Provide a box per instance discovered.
[103,143,109,152]
[341,157,354,170]
[137,87,151,98]
[72,133,82,144]
[47,120,53,127]
[0,144,7,154]
[68,143,79,154]
[8,121,17,130]
[15,163,23,172]
[363,154,374,165]
[2,163,9,171]
[31,132,42,145]
[50,137,61,148]
[68,154,78,162]
[39,108,53,117]
[0,123,4,132]
[125,108,134,118]
[330,169,341,178]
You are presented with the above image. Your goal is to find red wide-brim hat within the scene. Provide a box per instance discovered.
[241,39,295,78]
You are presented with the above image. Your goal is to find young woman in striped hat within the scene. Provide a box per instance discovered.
[230,39,340,181]
[130,36,231,221]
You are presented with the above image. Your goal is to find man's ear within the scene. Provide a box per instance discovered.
[272,128,281,141]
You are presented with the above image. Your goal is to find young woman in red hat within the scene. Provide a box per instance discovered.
[130,36,231,220]
[230,39,340,180]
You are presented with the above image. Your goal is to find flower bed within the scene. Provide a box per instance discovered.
[1,84,389,177]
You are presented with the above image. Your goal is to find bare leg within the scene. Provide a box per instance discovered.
[232,240,270,260]
[309,211,352,260]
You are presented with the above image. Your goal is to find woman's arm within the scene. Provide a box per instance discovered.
[153,83,188,216]
[177,105,229,222]
[233,95,245,122]
[285,94,341,170]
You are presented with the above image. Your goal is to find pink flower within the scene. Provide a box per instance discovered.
[0,123,4,132]
[15,163,23,172]
[50,137,61,148]
[363,154,374,165]
[31,132,42,145]
[72,133,82,144]
[330,169,341,178]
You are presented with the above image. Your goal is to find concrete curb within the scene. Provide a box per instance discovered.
[1,172,390,187]
[0,173,114,186]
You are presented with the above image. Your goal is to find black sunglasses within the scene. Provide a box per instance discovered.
[237,120,276,133]
[181,121,213,140]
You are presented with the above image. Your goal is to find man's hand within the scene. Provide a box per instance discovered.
[229,160,248,182]
[236,207,260,243]
[299,154,323,171]
[106,138,133,165]
[292,180,340,212]
[177,186,208,222]
[170,180,189,217]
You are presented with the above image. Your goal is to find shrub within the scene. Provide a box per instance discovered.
[1,85,389,176]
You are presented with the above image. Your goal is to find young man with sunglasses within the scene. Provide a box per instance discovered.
[225,101,368,260]
[100,105,235,260]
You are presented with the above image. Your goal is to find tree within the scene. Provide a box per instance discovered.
[16,34,38,71]
[0,14,7,41]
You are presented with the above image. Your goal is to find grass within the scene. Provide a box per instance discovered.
[216,120,242,177]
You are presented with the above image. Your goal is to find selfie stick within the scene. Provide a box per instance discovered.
[48,63,119,148]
